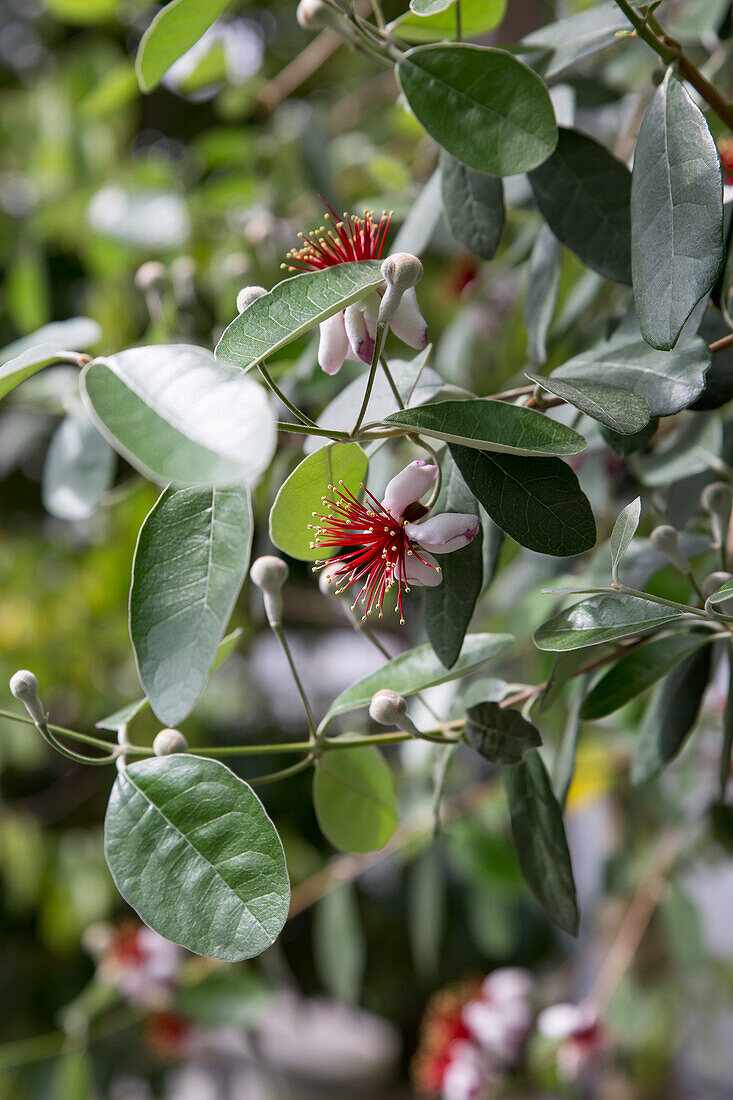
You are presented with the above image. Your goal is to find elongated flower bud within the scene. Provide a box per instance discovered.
[250,555,289,627]
[236,285,267,313]
[702,570,732,600]
[369,688,420,736]
[153,728,188,756]
[650,525,690,574]
[134,261,166,292]
[378,252,424,324]
[701,481,732,548]
[9,669,46,725]
[296,0,339,30]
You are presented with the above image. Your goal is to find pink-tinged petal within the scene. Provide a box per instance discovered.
[381,459,438,519]
[405,512,480,554]
[318,312,349,375]
[344,300,377,364]
[538,1003,594,1042]
[397,550,442,587]
[481,968,534,1006]
[387,286,428,349]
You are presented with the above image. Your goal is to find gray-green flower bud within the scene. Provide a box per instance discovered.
[702,571,733,600]
[153,728,189,755]
[701,481,732,548]
[378,252,424,324]
[250,555,289,627]
[369,689,420,736]
[296,0,339,30]
[9,669,45,725]
[134,261,166,292]
[236,284,267,313]
[650,525,690,574]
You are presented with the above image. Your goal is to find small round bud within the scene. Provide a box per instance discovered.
[380,252,423,292]
[81,921,114,960]
[134,261,166,292]
[236,284,267,313]
[702,571,733,599]
[701,481,732,516]
[369,688,408,726]
[250,555,289,627]
[650,524,690,573]
[153,728,188,756]
[9,669,45,724]
[319,566,340,598]
[297,0,336,29]
[170,255,196,282]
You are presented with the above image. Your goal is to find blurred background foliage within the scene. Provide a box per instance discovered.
[1,0,733,1097]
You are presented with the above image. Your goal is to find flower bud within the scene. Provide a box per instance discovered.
[701,481,732,548]
[650,524,690,573]
[250,555,289,627]
[153,728,188,755]
[369,688,420,736]
[236,284,267,313]
[9,669,46,724]
[379,252,424,325]
[318,566,340,598]
[134,261,166,292]
[296,0,338,30]
[703,570,733,600]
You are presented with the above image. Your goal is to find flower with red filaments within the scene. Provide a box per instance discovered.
[281,205,428,374]
[311,460,479,624]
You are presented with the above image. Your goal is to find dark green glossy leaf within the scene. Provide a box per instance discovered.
[313,746,398,852]
[397,45,557,176]
[526,372,650,435]
[631,70,724,350]
[449,445,596,557]
[216,261,383,372]
[534,593,685,652]
[480,505,504,593]
[554,676,589,808]
[385,399,586,456]
[632,643,712,782]
[529,127,631,284]
[505,750,579,935]
[440,153,504,260]
[105,755,290,961]
[465,702,542,764]
[130,485,252,727]
[582,633,713,720]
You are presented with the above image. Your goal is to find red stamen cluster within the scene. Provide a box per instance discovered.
[720,137,733,185]
[412,983,481,1095]
[311,480,439,624]
[283,207,393,272]
[109,925,144,966]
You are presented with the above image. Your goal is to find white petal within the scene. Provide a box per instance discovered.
[318,312,350,375]
[538,1003,592,1041]
[481,968,534,1006]
[398,549,442,587]
[344,300,377,364]
[405,512,480,554]
[388,286,428,349]
[381,460,438,519]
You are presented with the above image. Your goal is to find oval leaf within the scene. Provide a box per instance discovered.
[270,442,368,561]
[0,317,101,401]
[397,44,557,176]
[465,702,542,765]
[320,632,513,731]
[504,750,579,935]
[526,372,650,435]
[449,445,596,557]
[216,261,383,372]
[104,755,290,961]
[529,127,632,284]
[534,593,685,651]
[385,399,587,456]
[525,225,561,364]
[440,153,505,260]
[81,344,275,487]
[631,70,724,350]
[136,0,231,92]
[313,746,398,853]
[398,0,506,41]
[609,496,641,583]
[130,484,252,726]
[42,413,115,521]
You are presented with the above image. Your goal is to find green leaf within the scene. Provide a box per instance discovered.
[319,632,513,731]
[313,746,398,853]
[601,417,659,456]
[632,643,712,783]
[46,0,116,23]
[504,750,579,935]
[0,317,100,401]
[534,593,685,652]
[553,333,710,416]
[136,0,231,92]
[705,576,733,604]
[423,454,482,669]
[528,128,632,284]
[173,968,271,1028]
[42,413,115,522]
[385,399,587,457]
[81,345,275,487]
[520,2,627,80]
[440,152,505,260]
[464,702,542,765]
[631,70,724,350]
[104,755,290,961]
[216,262,384,372]
[526,372,650,435]
[581,633,714,720]
[449,445,596,557]
[480,505,504,593]
[52,1048,94,1100]
[554,677,588,809]
[635,413,722,488]
[408,849,445,980]
[399,0,506,41]
[95,630,242,732]
[130,485,252,727]
[313,884,365,1004]
[392,169,444,256]
[269,443,368,561]
[610,496,641,583]
[397,45,557,176]
[525,225,561,364]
